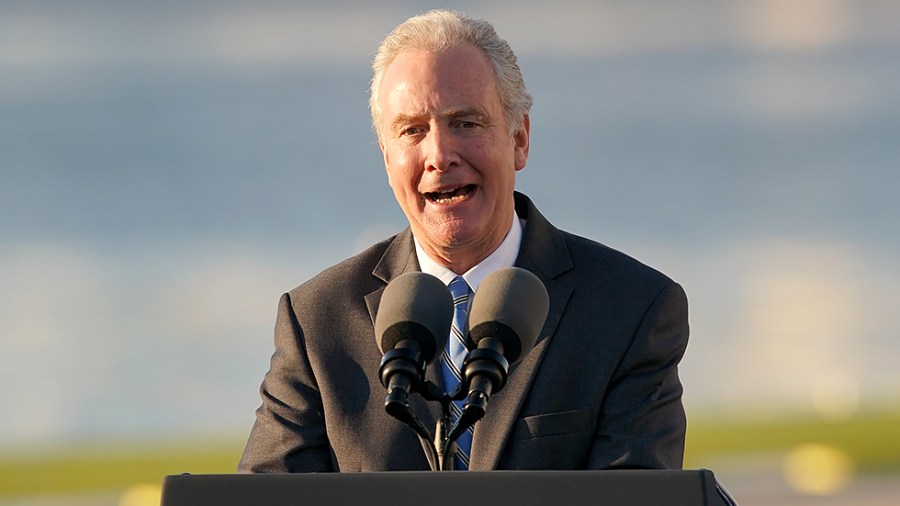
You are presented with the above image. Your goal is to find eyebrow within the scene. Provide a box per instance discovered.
[389,108,490,132]
[444,108,488,121]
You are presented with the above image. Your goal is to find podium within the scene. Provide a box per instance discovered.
[161,470,738,506]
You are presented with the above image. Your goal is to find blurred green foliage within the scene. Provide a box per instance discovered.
[0,438,244,497]
[684,409,900,474]
[1,410,898,498]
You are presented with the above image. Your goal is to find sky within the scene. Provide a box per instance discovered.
[1,0,899,448]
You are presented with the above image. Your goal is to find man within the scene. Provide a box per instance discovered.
[239,9,689,472]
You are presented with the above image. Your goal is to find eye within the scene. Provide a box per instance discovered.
[458,121,478,129]
[401,126,424,137]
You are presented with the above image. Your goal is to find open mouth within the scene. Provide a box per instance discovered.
[424,184,476,204]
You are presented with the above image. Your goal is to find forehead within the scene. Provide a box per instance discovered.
[377,43,503,120]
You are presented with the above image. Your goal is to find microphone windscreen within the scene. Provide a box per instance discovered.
[374,272,453,363]
[468,267,549,364]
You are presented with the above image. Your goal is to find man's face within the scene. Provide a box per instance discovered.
[376,43,530,272]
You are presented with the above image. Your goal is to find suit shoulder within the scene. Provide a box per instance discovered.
[286,236,395,301]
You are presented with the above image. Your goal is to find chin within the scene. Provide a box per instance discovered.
[426,222,478,248]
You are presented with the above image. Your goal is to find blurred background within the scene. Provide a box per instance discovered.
[1,0,898,504]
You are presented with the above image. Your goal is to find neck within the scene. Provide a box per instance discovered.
[421,240,501,275]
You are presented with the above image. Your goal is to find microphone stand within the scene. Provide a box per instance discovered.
[383,355,506,470]
[432,384,475,472]
[383,378,480,471]
[434,392,455,471]
[380,336,511,470]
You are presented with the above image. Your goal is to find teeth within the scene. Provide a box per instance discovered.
[433,192,466,204]
[426,185,472,204]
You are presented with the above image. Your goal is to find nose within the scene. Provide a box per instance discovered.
[423,124,461,172]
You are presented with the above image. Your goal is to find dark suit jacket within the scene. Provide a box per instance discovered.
[238,192,689,472]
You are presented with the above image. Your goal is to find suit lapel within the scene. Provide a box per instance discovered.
[364,229,444,466]
[468,192,575,470]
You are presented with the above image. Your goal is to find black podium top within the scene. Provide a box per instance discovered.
[161,469,738,506]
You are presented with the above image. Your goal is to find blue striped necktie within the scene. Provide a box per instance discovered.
[441,275,473,469]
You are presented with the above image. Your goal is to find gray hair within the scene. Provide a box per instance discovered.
[369,9,533,136]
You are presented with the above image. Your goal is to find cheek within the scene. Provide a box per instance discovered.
[386,150,422,189]
[385,164,415,196]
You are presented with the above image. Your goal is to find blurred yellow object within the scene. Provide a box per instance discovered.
[119,483,162,506]
[783,443,854,495]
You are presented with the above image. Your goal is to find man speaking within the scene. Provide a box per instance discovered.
[238,9,689,472]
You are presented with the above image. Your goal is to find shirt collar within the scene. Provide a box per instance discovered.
[414,213,523,292]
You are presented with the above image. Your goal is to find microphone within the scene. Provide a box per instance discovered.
[374,272,453,416]
[457,267,549,424]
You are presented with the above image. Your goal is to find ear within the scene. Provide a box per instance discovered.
[513,114,530,171]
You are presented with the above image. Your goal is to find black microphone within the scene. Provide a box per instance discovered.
[375,272,453,416]
[459,267,549,419]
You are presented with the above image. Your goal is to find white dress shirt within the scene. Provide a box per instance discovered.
[413,213,524,293]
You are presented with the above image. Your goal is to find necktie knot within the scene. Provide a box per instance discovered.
[448,275,470,305]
